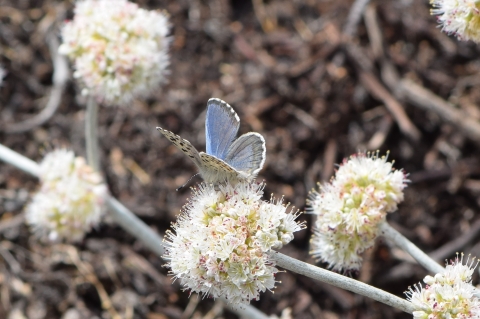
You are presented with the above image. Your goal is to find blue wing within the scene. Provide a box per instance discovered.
[205,98,240,160]
[225,132,266,175]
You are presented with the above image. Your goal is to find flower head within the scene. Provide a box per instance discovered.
[59,0,170,105]
[406,253,480,319]
[431,0,480,42]
[26,149,108,242]
[164,182,304,305]
[308,152,407,272]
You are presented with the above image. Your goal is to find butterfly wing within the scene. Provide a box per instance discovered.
[198,152,242,183]
[224,132,266,176]
[205,98,240,160]
[158,98,265,184]
[156,127,203,169]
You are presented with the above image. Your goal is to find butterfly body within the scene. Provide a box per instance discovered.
[157,98,266,184]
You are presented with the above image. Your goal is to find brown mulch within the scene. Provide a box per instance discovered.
[2,0,480,318]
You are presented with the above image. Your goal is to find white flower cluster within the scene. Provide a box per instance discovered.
[59,0,170,105]
[406,253,480,319]
[308,152,407,272]
[164,182,303,305]
[431,0,480,42]
[26,149,108,242]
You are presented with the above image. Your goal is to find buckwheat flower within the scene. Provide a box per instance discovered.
[405,253,480,319]
[59,0,170,105]
[163,182,304,306]
[25,149,108,242]
[431,0,480,42]
[308,152,407,272]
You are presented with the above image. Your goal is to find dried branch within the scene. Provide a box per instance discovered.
[399,79,480,145]
[343,0,372,38]
[4,31,69,133]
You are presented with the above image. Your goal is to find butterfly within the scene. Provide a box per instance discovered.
[156,98,266,184]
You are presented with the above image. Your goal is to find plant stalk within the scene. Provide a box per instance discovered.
[381,222,445,274]
[0,143,41,176]
[271,251,415,314]
[86,95,100,171]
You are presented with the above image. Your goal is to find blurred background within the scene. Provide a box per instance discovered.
[2,0,480,318]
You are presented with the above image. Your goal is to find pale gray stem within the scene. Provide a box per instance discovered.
[381,222,445,274]
[0,143,41,176]
[106,196,165,256]
[86,95,100,171]
[225,301,270,319]
[271,251,415,314]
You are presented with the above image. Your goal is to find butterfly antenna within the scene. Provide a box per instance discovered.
[176,173,200,191]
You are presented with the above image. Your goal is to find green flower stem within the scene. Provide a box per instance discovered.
[271,251,415,314]
[86,95,100,171]
[380,222,445,274]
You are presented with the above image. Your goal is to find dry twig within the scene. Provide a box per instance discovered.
[363,4,384,59]
[65,245,122,319]
[4,31,69,133]
[359,72,421,141]
[399,79,480,144]
[429,219,480,262]
[343,0,372,38]
[321,139,337,182]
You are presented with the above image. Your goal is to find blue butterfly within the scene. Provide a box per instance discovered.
[157,98,266,184]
